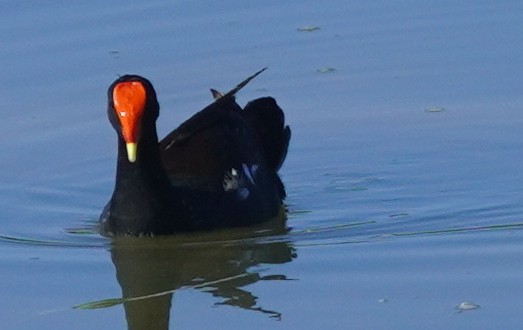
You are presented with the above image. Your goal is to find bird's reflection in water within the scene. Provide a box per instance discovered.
[110,215,295,330]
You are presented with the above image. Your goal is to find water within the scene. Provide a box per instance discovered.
[1,1,523,329]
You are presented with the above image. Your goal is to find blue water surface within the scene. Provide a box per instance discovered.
[1,0,523,329]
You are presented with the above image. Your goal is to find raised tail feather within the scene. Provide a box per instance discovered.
[208,68,290,171]
[215,67,267,101]
[243,97,290,172]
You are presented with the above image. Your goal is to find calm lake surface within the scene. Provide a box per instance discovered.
[1,1,523,329]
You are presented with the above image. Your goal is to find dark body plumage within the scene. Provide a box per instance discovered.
[100,70,290,236]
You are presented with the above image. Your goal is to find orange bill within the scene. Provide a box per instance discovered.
[112,81,146,162]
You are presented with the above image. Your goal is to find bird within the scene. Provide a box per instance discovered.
[100,69,290,236]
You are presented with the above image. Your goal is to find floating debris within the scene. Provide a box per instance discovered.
[297,26,320,32]
[66,228,97,235]
[74,298,124,310]
[425,107,445,113]
[108,50,121,59]
[378,298,388,303]
[317,67,336,74]
[456,301,480,311]
[389,213,409,218]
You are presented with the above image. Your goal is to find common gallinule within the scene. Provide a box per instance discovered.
[100,69,290,236]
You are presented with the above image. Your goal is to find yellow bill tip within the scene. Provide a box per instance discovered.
[126,142,137,163]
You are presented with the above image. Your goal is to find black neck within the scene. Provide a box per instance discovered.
[106,127,175,236]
